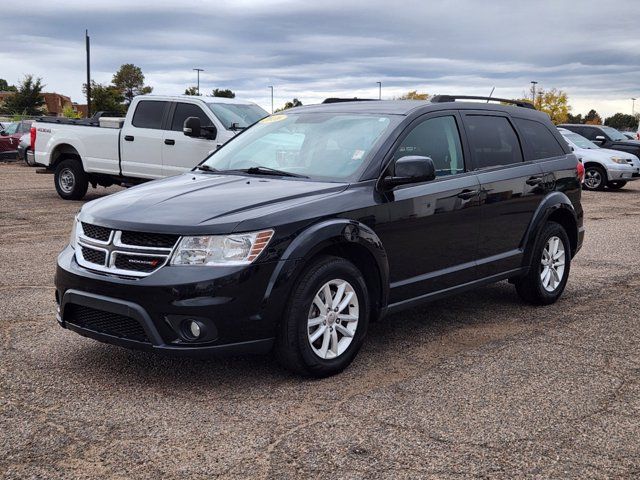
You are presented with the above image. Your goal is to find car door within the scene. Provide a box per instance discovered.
[162,101,220,176]
[461,112,546,277]
[120,100,170,179]
[376,112,482,304]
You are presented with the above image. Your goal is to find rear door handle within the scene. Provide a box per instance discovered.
[124,135,134,141]
[164,139,175,145]
[457,189,478,200]
[526,176,543,186]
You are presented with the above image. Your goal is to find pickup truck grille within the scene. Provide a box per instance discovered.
[75,222,180,278]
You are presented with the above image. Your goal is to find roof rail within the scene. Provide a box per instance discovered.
[430,95,535,109]
[322,97,378,104]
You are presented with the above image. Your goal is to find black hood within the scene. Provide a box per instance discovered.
[80,172,348,234]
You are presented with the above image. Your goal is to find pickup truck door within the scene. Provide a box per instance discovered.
[161,102,223,176]
[120,100,170,179]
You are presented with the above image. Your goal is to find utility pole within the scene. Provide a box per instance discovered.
[530,81,538,104]
[268,85,274,113]
[376,81,382,100]
[193,68,204,95]
[85,30,91,116]
[632,98,636,115]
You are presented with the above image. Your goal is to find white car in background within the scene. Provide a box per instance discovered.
[558,127,640,190]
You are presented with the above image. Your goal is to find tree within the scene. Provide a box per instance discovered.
[0,75,45,115]
[584,109,602,125]
[212,88,235,98]
[275,98,302,112]
[184,86,198,96]
[396,90,430,100]
[112,64,153,104]
[83,81,126,116]
[0,78,17,92]
[565,113,583,124]
[62,105,81,119]
[532,88,571,124]
[604,113,638,131]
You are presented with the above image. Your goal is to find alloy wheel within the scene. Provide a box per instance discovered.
[540,236,566,292]
[584,168,602,189]
[307,278,359,359]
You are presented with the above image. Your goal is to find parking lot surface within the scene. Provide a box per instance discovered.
[1,162,639,479]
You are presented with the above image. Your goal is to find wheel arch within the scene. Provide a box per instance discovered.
[49,143,83,170]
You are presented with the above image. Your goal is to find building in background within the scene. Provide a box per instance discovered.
[0,91,84,117]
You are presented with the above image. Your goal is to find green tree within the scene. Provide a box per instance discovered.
[584,109,602,125]
[396,90,430,100]
[275,98,302,112]
[212,88,235,98]
[604,113,638,131]
[533,88,571,124]
[0,75,45,115]
[566,113,583,124]
[0,78,17,92]
[112,64,153,104]
[83,81,126,116]
[62,105,81,119]
[184,86,198,96]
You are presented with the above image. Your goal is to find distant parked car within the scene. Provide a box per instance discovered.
[0,120,33,160]
[17,133,32,164]
[559,124,640,160]
[558,127,640,190]
[622,131,636,140]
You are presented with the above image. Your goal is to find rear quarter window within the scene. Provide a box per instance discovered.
[131,101,168,129]
[513,118,565,160]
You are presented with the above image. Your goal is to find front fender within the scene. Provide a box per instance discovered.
[262,219,390,313]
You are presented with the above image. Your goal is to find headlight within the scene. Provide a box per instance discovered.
[611,157,628,164]
[69,215,78,249]
[171,229,274,266]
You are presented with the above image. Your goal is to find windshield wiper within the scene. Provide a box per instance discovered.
[195,164,218,172]
[242,166,309,178]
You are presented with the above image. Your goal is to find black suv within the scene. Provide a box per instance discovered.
[56,95,584,377]
[559,123,640,158]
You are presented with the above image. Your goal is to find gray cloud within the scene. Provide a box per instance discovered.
[2,0,639,116]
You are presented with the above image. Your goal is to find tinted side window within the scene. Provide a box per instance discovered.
[580,128,599,140]
[131,101,168,129]
[393,116,464,176]
[171,103,213,132]
[513,118,564,160]
[465,115,523,168]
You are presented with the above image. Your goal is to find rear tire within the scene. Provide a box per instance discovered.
[607,180,627,190]
[515,222,571,305]
[582,165,607,191]
[54,158,88,200]
[275,255,369,377]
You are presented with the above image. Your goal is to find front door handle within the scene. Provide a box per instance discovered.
[526,176,543,186]
[457,189,478,200]
[124,135,134,141]
[164,139,175,145]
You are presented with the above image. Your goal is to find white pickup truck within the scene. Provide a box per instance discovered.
[32,95,268,199]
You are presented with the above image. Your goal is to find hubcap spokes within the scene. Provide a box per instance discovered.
[540,236,565,292]
[585,170,601,189]
[307,279,359,359]
[59,168,75,193]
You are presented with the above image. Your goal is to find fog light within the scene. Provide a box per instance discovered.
[189,320,201,338]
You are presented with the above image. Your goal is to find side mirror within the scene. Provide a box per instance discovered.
[183,117,201,137]
[381,155,436,189]
[593,135,606,144]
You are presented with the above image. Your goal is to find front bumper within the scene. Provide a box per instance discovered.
[607,165,640,181]
[55,246,298,356]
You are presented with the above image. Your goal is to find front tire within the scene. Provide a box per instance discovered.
[608,180,627,190]
[515,222,571,305]
[54,158,88,200]
[275,255,370,377]
[583,165,607,191]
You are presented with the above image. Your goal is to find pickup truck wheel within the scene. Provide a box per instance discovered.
[275,255,369,377]
[54,159,88,200]
[607,181,627,190]
[515,221,571,305]
[582,165,606,191]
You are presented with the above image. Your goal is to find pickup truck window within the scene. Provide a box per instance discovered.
[132,101,169,129]
[171,103,212,131]
[465,115,523,168]
[207,103,268,129]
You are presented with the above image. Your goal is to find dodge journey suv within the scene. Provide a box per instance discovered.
[56,95,584,377]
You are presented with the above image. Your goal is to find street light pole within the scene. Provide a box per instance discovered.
[193,68,204,95]
[268,85,274,114]
[632,98,636,115]
[530,81,538,104]
[376,81,382,100]
[85,30,91,116]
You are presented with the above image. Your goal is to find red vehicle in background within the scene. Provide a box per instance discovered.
[0,120,32,159]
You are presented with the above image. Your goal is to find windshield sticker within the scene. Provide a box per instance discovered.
[260,114,287,124]
[352,150,365,160]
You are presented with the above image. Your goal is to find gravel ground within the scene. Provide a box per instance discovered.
[1,162,639,479]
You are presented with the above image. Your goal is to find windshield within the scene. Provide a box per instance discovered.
[563,132,598,149]
[202,113,397,181]
[601,126,627,141]
[2,123,18,135]
[207,103,268,129]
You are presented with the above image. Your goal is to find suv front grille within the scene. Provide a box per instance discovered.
[64,304,149,343]
[76,223,180,278]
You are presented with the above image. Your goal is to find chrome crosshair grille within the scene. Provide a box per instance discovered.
[75,222,180,278]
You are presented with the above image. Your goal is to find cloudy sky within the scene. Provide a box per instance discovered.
[2,0,639,117]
